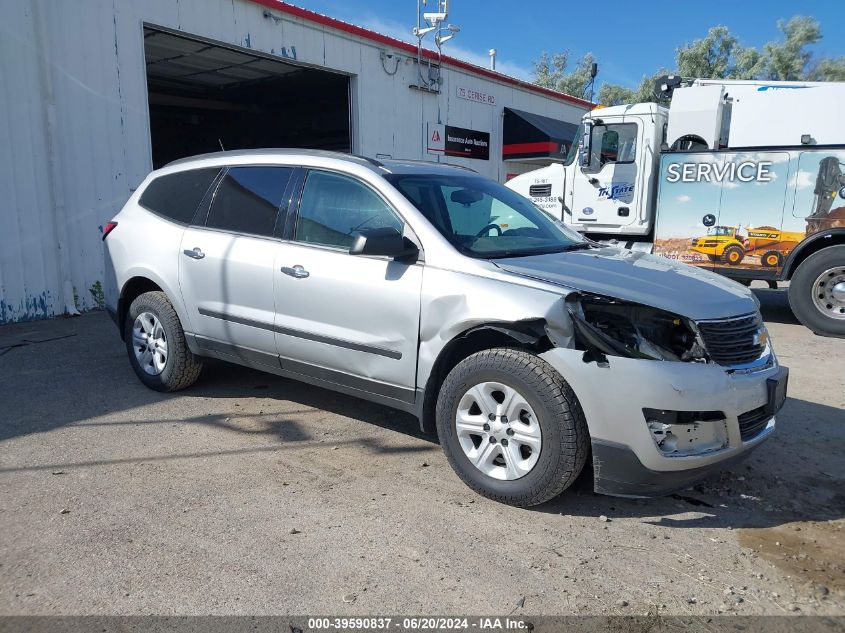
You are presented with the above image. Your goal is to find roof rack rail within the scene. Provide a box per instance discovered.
[351,154,384,168]
[388,158,478,173]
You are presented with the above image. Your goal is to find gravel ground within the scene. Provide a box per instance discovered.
[0,284,842,616]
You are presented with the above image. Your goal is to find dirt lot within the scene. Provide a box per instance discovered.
[0,285,843,616]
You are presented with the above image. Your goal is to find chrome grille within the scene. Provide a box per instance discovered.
[529,183,552,197]
[696,313,767,366]
[738,405,770,441]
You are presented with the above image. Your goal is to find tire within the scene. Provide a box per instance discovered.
[761,250,783,268]
[124,291,203,391]
[722,244,745,266]
[788,245,845,337]
[707,254,720,263]
[435,348,589,507]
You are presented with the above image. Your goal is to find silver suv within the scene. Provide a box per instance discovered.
[104,150,787,507]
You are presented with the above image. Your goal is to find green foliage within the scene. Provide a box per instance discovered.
[89,281,105,310]
[764,16,820,80]
[534,15,845,106]
[808,57,845,81]
[534,51,598,100]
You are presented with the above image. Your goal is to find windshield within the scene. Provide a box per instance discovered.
[386,173,586,259]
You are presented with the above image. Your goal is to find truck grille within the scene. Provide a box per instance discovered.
[529,184,552,197]
[696,313,767,366]
[738,405,771,441]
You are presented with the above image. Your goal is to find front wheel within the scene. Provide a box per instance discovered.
[722,245,745,266]
[124,291,203,391]
[435,348,589,507]
[788,245,845,337]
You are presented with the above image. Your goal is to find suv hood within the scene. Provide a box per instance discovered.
[494,246,757,321]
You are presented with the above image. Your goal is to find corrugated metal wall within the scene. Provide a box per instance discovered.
[0,0,587,323]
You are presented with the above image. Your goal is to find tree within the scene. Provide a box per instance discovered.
[808,57,845,81]
[764,16,820,80]
[596,83,635,107]
[534,51,598,101]
[597,70,669,106]
[534,15,842,106]
[676,26,738,78]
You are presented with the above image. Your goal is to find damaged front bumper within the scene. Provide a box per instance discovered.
[539,347,787,497]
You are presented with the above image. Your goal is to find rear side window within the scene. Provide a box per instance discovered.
[206,167,293,237]
[139,168,219,224]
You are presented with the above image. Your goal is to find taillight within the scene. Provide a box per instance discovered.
[102,221,118,240]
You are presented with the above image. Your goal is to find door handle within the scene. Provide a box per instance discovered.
[281,265,310,279]
[183,247,205,260]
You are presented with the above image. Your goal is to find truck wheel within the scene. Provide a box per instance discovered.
[788,245,845,337]
[124,291,203,391]
[722,245,745,265]
[761,250,783,268]
[707,255,720,263]
[436,348,589,507]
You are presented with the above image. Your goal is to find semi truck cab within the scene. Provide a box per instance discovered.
[511,103,667,240]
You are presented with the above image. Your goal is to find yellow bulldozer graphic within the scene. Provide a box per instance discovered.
[690,225,805,267]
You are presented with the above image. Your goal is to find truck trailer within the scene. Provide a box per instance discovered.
[506,78,845,337]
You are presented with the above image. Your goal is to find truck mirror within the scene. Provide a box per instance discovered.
[578,121,593,170]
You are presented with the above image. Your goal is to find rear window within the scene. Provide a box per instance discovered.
[138,168,219,224]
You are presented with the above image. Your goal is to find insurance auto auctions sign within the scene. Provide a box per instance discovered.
[427,123,490,160]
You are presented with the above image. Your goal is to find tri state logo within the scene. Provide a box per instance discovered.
[597,182,635,200]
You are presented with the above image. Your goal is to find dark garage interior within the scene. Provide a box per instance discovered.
[144,27,351,168]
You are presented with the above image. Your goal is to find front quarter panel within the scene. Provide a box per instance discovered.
[417,266,573,388]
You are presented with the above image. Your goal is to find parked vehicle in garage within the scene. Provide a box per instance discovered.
[103,150,787,507]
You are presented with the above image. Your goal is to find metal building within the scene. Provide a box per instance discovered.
[0,0,589,323]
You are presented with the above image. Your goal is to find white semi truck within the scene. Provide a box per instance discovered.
[507,78,845,337]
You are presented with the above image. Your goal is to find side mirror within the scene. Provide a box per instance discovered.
[578,121,594,170]
[349,226,419,261]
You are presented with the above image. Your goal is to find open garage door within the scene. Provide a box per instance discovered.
[144,27,352,168]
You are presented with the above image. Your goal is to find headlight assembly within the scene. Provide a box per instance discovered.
[565,293,707,363]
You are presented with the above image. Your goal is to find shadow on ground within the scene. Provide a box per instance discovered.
[1,294,841,537]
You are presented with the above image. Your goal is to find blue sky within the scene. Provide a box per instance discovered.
[289,0,845,88]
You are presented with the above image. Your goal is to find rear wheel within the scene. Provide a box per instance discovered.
[788,245,845,337]
[124,291,203,391]
[761,250,784,268]
[436,348,589,507]
[722,245,745,266]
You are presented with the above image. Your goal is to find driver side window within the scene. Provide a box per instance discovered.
[591,123,637,165]
[295,171,403,249]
